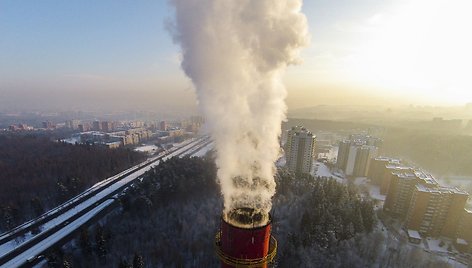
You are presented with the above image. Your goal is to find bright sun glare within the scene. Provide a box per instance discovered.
[349,0,472,104]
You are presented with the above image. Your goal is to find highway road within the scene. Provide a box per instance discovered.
[0,136,213,268]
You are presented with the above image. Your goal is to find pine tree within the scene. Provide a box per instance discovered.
[30,197,44,217]
[118,258,132,268]
[95,224,107,262]
[63,259,71,268]
[133,253,144,268]
[79,228,92,254]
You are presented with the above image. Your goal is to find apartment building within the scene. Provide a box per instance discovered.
[406,185,468,237]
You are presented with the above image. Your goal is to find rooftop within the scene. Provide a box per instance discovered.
[414,170,436,180]
[392,171,417,179]
[416,184,468,195]
[290,126,313,136]
[375,156,401,163]
[386,164,411,170]
[407,229,421,239]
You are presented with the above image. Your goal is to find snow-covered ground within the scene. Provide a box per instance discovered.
[426,238,451,254]
[3,200,114,268]
[368,185,386,201]
[353,177,386,201]
[311,161,344,182]
[421,237,467,267]
[0,232,35,257]
[354,177,367,185]
[279,153,468,266]
[276,156,286,167]
[1,138,201,244]
[317,146,338,162]
[62,136,80,145]
[134,145,159,154]
[190,142,214,157]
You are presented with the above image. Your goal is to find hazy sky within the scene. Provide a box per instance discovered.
[1,0,471,111]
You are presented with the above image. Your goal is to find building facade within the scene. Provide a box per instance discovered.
[92,120,101,131]
[379,159,471,241]
[406,185,468,237]
[353,145,378,177]
[285,126,316,174]
[367,157,400,185]
[336,140,351,170]
[458,209,472,249]
[336,134,380,177]
[384,172,419,217]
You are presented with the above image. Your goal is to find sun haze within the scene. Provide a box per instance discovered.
[0,0,471,111]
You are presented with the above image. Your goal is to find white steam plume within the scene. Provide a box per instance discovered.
[168,0,309,227]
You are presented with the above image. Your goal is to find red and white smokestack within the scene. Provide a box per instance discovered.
[215,208,277,267]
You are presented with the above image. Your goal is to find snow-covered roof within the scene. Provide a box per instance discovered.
[407,230,421,240]
[416,184,467,195]
[456,238,468,245]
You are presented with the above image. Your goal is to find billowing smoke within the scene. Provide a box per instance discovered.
[168,0,309,227]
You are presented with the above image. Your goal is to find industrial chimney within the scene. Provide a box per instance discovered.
[215,207,277,267]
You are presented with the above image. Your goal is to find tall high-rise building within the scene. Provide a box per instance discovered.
[285,126,316,174]
[284,126,303,161]
[336,140,351,170]
[344,143,359,176]
[42,121,53,129]
[92,120,101,131]
[284,126,302,158]
[78,123,92,132]
[65,120,80,130]
[160,121,167,131]
[353,145,378,177]
[336,134,381,177]
[101,121,112,132]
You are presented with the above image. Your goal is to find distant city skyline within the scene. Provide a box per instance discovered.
[1,0,471,110]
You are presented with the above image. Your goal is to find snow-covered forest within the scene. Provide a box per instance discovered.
[0,134,146,231]
[53,155,449,267]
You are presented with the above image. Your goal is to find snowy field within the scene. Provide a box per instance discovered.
[353,177,386,201]
[134,145,159,153]
[311,161,344,182]
[421,237,467,267]
[317,146,338,162]
[426,238,451,254]
[61,136,80,144]
[368,185,386,201]
[190,142,213,157]
[276,156,286,167]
